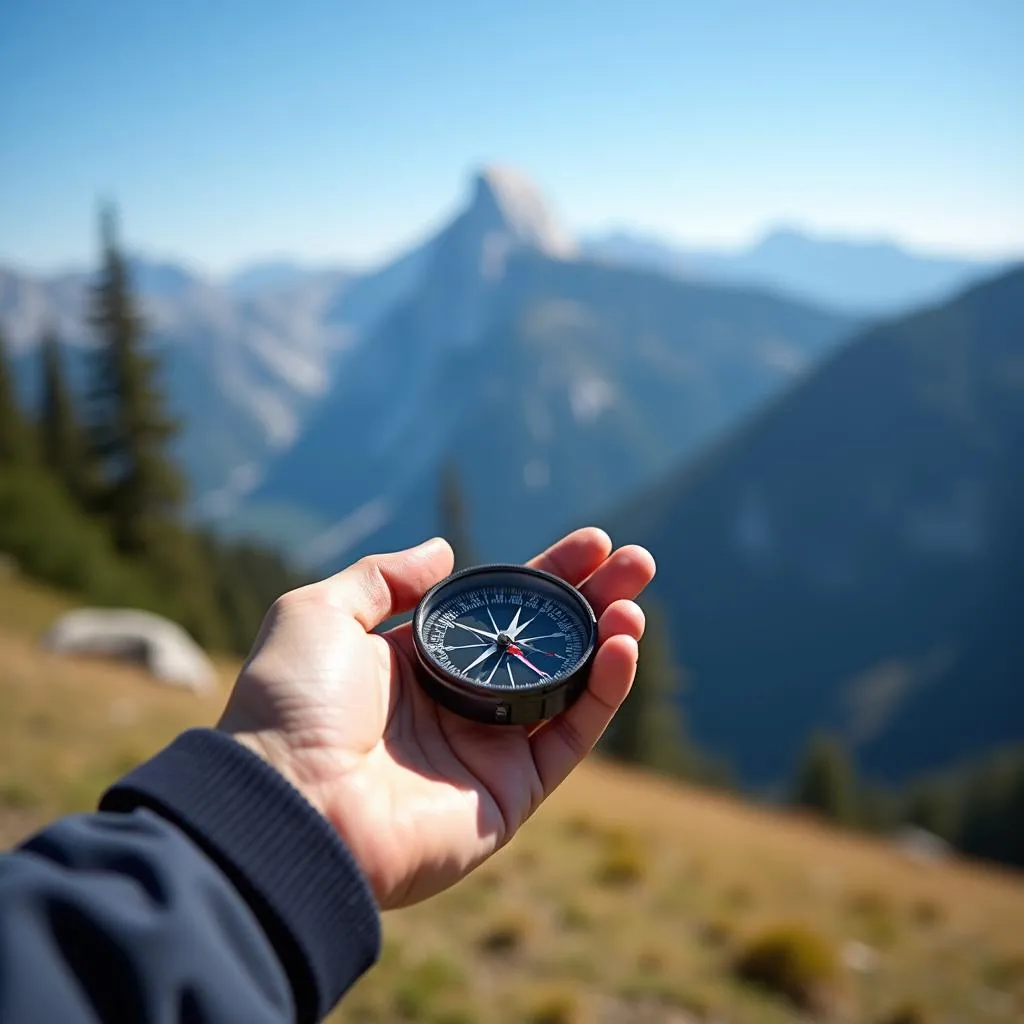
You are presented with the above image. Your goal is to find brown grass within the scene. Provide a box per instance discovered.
[2,574,1023,1023]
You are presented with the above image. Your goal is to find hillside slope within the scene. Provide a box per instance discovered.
[612,267,1024,785]
[1,573,1021,1024]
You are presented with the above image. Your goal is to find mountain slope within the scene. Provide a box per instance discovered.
[0,240,426,511]
[245,171,854,567]
[584,227,1004,315]
[611,267,1024,785]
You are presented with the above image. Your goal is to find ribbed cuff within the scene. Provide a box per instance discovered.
[100,728,381,1023]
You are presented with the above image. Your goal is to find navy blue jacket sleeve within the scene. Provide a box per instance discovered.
[0,729,381,1023]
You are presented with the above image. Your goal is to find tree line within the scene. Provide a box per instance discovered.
[597,603,1024,870]
[0,206,297,654]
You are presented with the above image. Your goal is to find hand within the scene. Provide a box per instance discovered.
[218,528,655,909]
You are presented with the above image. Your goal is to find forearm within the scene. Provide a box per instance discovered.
[0,730,381,1023]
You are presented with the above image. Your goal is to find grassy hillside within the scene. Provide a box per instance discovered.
[1,573,1022,1024]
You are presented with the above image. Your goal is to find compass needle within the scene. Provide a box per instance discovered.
[463,645,498,673]
[413,565,597,725]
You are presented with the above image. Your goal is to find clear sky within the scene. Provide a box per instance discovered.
[1,0,1021,274]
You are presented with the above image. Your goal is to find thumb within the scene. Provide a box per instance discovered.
[327,537,454,631]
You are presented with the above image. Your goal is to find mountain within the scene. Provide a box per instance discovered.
[226,260,337,298]
[243,168,855,568]
[584,227,1005,315]
[610,267,1024,785]
[0,239,426,513]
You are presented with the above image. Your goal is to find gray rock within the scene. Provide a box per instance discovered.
[42,608,217,693]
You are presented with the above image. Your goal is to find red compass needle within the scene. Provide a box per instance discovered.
[506,644,551,679]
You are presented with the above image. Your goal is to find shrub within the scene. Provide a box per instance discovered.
[526,985,586,1024]
[984,953,1024,993]
[392,954,466,1020]
[845,887,899,948]
[909,897,945,927]
[733,922,841,1013]
[697,916,735,948]
[558,899,592,932]
[477,909,532,954]
[878,1002,930,1024]
[594,828,647,886]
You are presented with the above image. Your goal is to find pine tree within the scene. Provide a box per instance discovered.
[39,328,91,504]
[792,733,856,825]
[439,460,476,571]
[0,326,34,464]
[87,203,185,557]
[601,600,692,775]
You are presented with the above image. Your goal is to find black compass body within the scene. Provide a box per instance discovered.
[412,564,598,725]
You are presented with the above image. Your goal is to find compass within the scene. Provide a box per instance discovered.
[412,564,598,725]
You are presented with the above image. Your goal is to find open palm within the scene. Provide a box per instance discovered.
[219,528,655,909]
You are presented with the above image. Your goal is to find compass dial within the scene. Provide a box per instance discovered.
[413,565,597,725]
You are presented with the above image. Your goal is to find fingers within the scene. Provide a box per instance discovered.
[325,537,455,631]
[579,544,656,618]
[529,633,639,795]
[527,527,612,584]
[598,598,646,644]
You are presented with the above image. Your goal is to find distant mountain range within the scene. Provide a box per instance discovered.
[583,228,1004,315]
[611,266,1024,786]
[0,167,1008,560]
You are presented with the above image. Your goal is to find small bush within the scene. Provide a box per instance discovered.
[563,813,601,839]
[558,899,592,932]
[392,954,466,1020]
[984,953,1024,993]
[477,909,532,955]
[878,1002,930,1024]
[724,881,755,910]
[845,887,899,948]
[0,778,41,809]
[526,985,587,1024]
[697,916,735,949]
[733,922,841,1013]
[909,897,945,928]
[594,828,647,886]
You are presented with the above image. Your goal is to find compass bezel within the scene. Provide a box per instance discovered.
[412,563,598,725]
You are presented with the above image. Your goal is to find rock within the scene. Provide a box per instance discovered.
[42,608,217,693]
[891,825,952,864]
[842,939,879,973]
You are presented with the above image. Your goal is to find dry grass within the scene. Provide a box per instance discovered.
[2,573,1023,1023]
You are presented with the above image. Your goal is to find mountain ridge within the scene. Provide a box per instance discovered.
[608,264,1024,785]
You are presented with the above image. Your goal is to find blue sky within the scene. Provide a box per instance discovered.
[1,0,1021,273]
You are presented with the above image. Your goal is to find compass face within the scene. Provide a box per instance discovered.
[415,566,596,695]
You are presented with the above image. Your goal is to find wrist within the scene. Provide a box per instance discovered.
[219,726,330,824]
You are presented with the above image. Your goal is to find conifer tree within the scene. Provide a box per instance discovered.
[792,733,856,825]
[0,326,34,464]
[601,600,692,775]
[39,328,91,504]
[439,459,476,571]
[87,204,185,557]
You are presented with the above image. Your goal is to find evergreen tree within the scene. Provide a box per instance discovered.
[87,204,185,556]
[601,600,692,775]
[39,329,91,505]
[439,460,476,571]
[791,733,856,825]
[0,326,34,464]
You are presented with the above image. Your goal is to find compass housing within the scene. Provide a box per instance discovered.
[412,564,598,725]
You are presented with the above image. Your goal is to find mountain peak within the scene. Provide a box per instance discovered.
[467,165,576,257]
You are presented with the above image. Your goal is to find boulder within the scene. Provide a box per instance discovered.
[42,608,217,693]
